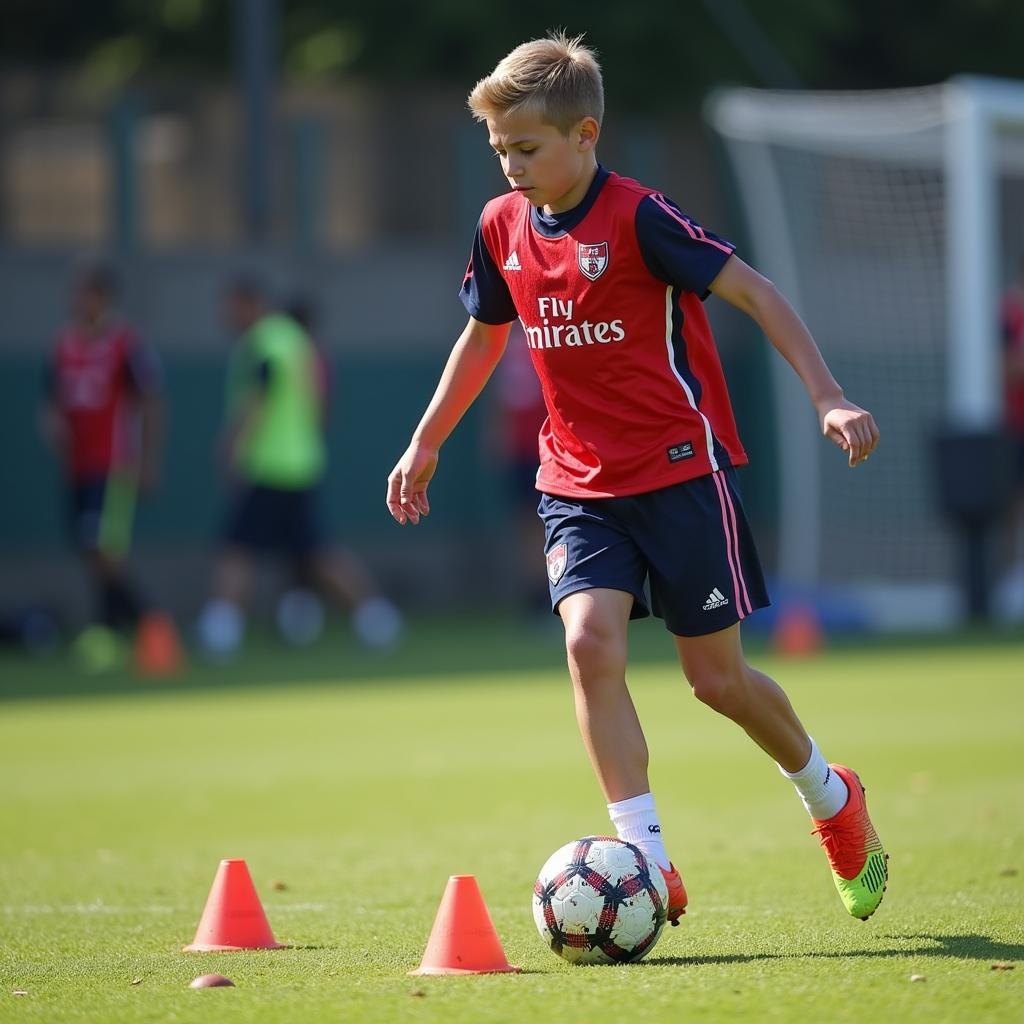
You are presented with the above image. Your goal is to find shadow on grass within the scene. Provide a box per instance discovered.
[647,932,1024,967]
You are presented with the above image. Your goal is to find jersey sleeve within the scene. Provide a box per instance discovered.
[458,216,517,325]
[636,193,736,298]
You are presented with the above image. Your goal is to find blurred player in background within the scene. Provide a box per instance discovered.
[40,263,163,660]
[389,31,886,928]
[197,276,402,657]
[997,258,1024,616]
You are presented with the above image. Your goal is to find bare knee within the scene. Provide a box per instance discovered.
[686,663,749,716]
[558,590,632,691]
[564,618,626,682]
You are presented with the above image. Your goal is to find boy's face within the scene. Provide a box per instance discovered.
[487,108,599,214]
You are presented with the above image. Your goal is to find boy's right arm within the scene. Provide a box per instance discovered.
[387,316,512,526]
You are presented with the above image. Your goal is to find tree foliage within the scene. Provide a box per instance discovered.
[2,0,1023,108]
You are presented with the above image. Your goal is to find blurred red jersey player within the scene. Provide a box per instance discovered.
[41,263,163,634]
[1001,260,1024,574]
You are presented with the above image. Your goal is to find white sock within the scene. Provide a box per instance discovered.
[197,599,244,658]
[607,792,671,871]
[780,738,849,820]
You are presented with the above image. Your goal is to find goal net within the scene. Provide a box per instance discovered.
[705,78,1024,627]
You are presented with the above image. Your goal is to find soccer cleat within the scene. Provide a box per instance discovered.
[811,764,888,920]
[660,863,688,926]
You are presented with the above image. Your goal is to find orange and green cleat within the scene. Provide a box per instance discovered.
[660,863,688,926]
[811,764,888,920]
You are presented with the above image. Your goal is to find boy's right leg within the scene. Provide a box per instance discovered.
[558,588,645,802]
[557,587,687,922]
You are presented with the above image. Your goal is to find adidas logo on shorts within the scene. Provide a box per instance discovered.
[703,587,729,611]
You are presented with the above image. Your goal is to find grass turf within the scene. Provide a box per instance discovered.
[1,618,1022,1022]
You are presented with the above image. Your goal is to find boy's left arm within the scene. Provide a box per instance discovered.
[710,256,879,467]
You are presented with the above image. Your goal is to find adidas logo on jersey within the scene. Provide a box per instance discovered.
[503,251,522,271]
[703,588,729,611]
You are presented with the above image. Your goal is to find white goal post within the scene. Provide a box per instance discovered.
[705,77,1024,627]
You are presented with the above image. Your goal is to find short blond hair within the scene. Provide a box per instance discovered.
[467,30,604,134]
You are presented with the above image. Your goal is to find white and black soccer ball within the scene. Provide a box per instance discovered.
[532,836,669,965]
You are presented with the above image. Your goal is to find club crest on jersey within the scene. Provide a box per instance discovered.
[578,241,609,281]
[546,543,568,584]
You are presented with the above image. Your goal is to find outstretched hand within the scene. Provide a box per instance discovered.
[386,443,437,525]
[818,399,879,467]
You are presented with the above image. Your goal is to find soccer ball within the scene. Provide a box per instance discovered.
[532,836,668,965]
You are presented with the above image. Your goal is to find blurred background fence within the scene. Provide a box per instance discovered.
[2,0,1023,630]
[0,71,772,622]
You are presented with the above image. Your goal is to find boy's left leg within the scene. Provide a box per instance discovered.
[675,624,888,920]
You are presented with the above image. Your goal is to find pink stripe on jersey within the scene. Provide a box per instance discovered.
[712,471,745,620]
[651,193,698,240]
[650,193,735,256]
[716,471,753,615]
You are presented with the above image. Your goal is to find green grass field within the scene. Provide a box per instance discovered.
[1,619,1022,1023]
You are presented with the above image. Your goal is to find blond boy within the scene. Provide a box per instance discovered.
[387,32,886,925]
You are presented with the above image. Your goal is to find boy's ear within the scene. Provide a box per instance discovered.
[577,116,600,152]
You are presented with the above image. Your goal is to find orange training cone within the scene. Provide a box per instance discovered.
[184,859,285,951]
[772,603,824,657]
[134,611,185,677]
[409,875,521,975]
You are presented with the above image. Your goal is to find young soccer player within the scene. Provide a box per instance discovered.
[386,32,887,924]
[41,263,163,635]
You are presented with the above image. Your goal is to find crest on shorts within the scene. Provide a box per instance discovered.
[546,543,568,584]
[578,241,609,281]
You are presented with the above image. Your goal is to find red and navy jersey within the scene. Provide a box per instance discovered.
[460,166,746,498]
[48,320,161,480]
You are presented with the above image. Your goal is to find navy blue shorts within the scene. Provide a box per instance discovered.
[538,468,770,637]
[223,484,323,557]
